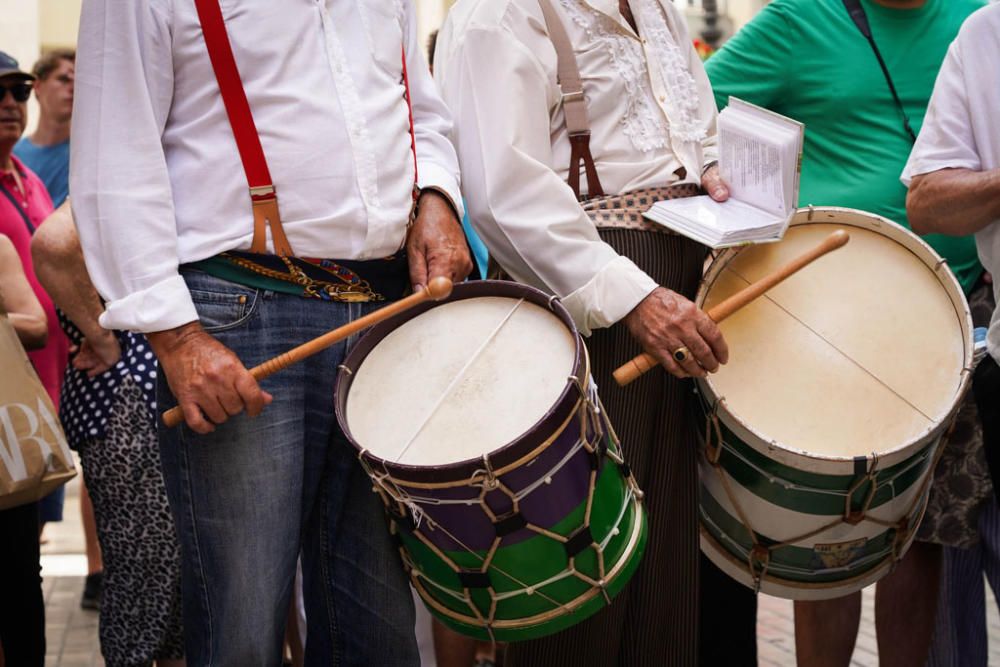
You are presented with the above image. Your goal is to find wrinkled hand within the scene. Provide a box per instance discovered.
[71,330,121,378]
[407,189,473,292]
[147,322,272,434]
[702,163,730,202]
[623,287,729,379]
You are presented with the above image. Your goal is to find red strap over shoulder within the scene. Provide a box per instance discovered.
[194,0,293,256]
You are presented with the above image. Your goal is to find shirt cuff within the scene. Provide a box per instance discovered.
[901,158,980,187]
[417,160,465,220]
[98,274,199,333]
[561,256,659,336]
[702,144,719,167]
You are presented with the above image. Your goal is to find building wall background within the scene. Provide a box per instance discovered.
[2,0,767,131]
[40,0,83,51]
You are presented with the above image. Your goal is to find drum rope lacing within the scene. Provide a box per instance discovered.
[359,376,644,640]
[700,390,952,592]
[408,485,636,604]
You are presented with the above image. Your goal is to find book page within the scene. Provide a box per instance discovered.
[718,112,789,217]
[718,99,803,216]
[654,196,780,232]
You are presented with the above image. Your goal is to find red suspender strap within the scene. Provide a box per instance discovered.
[193,0,294,256]
[400,45,419,206]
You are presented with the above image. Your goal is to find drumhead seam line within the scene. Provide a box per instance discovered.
[723,265,937,424]
[390,298,527,463]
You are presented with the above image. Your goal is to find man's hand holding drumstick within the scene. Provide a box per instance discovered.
[623,288,730,379]
[153,189,471,434]
[148,323,272,435]
[622,164,733,380]
[407,189,474,292]
[618,229,851,386]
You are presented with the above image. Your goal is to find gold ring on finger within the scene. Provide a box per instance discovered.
[672,346,692,363]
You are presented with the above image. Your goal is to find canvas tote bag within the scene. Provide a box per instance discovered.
[0,307,76,510]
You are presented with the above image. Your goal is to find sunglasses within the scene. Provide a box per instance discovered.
[0,82,32,103]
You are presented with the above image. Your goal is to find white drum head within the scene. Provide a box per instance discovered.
[345,296,577,466]
[702,220,968,458]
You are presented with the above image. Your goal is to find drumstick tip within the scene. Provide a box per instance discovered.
[426,276,454,301]
[830,229,850,247]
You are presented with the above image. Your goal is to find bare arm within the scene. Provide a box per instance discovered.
[907,168,1000,236]
[0,236,48,350]
[32,203,120,375]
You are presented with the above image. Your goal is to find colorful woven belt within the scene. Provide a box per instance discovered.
[186,251,410,303]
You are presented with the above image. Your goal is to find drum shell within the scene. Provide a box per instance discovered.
[695,207,974,600]
[335,281,647,639]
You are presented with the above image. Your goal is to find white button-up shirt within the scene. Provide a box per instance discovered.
[902,5,1000,362]
[435,0,718,334]
[70,0,463,333]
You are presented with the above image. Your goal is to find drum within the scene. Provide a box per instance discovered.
[696,207,973,600]
[335,281,647,641]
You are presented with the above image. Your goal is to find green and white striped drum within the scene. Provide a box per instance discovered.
[696,207,973,600]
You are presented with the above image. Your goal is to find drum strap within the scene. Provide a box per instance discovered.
[537,0,606,201]
[841,0,917,143]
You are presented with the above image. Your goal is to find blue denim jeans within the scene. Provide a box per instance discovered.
[158,270,418,666]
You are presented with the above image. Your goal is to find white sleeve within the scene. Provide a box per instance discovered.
[902,41,980,186]
[70,0,197,333]
[437,25,656,335]
[402,1,464,218]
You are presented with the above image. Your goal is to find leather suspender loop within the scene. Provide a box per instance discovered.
[194,0,294,256]
[537,0,605,200]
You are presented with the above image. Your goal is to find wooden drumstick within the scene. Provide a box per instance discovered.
[612,230,850,387]
[162,276,454,428]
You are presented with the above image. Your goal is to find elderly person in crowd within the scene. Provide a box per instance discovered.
[904,6,1000,665]
[33,203,185,667]
[71,1,470,663]
[0,232,48,667]
[435,0,730,663]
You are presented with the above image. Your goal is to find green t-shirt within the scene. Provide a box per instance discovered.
[706,0,984,293]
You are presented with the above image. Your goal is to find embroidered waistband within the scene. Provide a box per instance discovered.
[184,251,410,303]
[583,184,703,233]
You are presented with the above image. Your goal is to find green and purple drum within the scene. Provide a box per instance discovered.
[335,281,647,641]
[696,208,973,600]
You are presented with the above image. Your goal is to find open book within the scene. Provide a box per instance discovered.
[643,98,804,248]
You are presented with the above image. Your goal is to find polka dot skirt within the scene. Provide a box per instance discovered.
[58,313,158,449]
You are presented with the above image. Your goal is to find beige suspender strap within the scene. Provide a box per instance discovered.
[537,0,605,200]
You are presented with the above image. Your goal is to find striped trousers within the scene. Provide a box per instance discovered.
[927,499,1000,667]
[505,230,706,667]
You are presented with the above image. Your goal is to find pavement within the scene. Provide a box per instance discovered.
[40,474,1000,667]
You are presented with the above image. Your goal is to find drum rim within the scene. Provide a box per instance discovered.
[335,280,589,486]
[695,206,975,467]
[698,522,908,600]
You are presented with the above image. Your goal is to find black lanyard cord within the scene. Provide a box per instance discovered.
[0,181,36,235]
[842,0,918,143]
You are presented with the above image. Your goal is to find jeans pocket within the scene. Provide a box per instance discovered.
[188,281,260,333]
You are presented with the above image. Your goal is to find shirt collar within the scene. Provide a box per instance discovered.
[8,154,28,178]
[580,0,640,38]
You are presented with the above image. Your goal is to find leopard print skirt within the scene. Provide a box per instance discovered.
[77,376,184,666]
